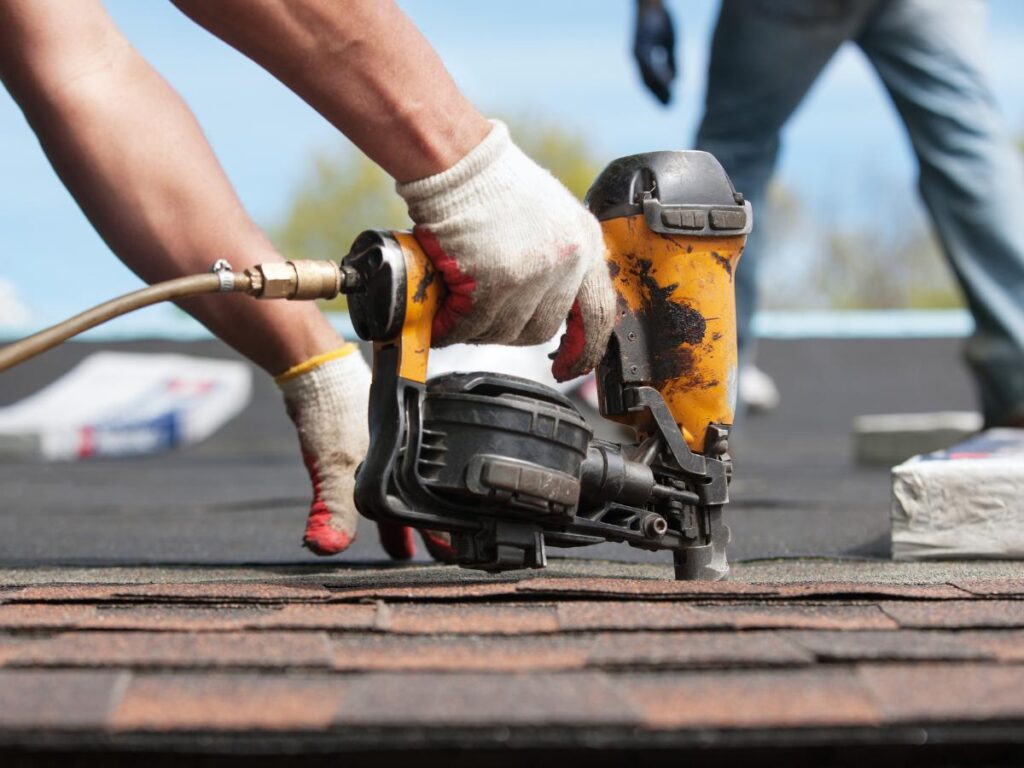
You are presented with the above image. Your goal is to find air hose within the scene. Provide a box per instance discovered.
[0,259,351,374]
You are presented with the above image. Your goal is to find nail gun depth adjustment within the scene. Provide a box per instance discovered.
[339,151,750,580]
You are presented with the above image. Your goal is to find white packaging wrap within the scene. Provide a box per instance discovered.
[891,429,1024,560]
[0,352,251,461]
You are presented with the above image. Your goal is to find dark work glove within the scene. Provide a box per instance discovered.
[633,0,677,105]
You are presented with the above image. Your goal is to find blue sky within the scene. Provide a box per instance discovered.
[1,0,1023,328]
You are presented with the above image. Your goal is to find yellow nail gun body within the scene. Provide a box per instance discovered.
[340,151,749,580]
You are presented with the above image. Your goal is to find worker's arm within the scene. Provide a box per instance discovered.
[173,0,615,378]
[173,0,488,184]
[0,0,341,374]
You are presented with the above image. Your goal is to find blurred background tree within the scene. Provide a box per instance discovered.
[272,118,601,310]
[758,176,964,311]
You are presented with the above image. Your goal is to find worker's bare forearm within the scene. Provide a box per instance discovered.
[0,0,280,285]
[171,0,490,182]
[0,0,345,373]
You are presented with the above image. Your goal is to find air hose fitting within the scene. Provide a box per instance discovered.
[0,259,357,374]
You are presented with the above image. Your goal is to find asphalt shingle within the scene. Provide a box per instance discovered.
[783,630,993,662]
[620,668,880,729]
[1,559,1023,748]
[384,603,561,635]
[112,673,343,731]
[6,630,335,670]
[0,670,127,729]
[858,663,1024,723]
[334,671,633,727]
[879,600,1024,629]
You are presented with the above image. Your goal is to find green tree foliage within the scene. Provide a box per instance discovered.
[272,119,602,310]
[808,228,963,310]
[758,178,964,311]
[273,152,410,271]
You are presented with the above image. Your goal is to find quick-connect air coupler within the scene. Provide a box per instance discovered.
[244,260,348,301]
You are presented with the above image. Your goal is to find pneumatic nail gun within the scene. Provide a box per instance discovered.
[339,151,749,580]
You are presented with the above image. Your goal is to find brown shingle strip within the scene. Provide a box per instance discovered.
[621,669,879,729]
[519,578,970,601]
[96,604,377,632]
[6,631,334,670]
[317,577,973,604]
[520,578,777,599]
[0,599,898,636]
[952,580,1024,597]
[557,601,706,630]
[334,671,634,727]
[385,604,560,635]
[12,664,1023,733]
[0,576,981,607]
[880,600,1024,629]
[88,606,278,632]
[0,603,378,632]
[558,602,897,631]
[773,583,971,600]
[953,630,1024,661]
[691,604,898,630]
[113,666,1011,732]
[0,634,30,665]
[783,630,994,663]
[325,581,521,602]
[255,604,379,630]
[6,582,333,604]
[111,673,343,732]
[858,663,1024,723]
[0,670,127,729]
[0,603,98,629]
[584,630,812,669]
[330,631,810,673]
[332,634,587,673]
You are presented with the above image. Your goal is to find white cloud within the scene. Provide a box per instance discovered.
[0,278,31,327]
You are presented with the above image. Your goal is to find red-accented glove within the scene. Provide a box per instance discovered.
[276,346,454,561]
[396,120,616,381]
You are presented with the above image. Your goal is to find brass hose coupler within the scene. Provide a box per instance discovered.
[244,260,344,301]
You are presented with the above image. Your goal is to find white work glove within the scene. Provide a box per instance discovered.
[397,120,616,381]
[277,346,453,561]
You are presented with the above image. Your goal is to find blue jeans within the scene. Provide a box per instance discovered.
[697,0,1024,425]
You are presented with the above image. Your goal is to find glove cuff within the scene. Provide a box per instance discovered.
[396,119,514,219]
[275,344,368,422]
[273,343,359,386]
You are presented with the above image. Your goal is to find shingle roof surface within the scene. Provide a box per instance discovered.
[1,338,1019,763]
[1,559,1024,759]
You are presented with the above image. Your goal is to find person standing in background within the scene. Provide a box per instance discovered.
[634,0,1024,426]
